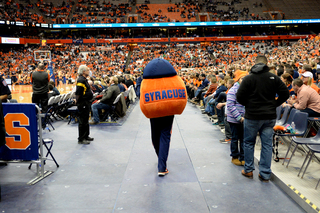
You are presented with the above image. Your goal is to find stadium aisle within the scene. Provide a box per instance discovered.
[0,102,304,212]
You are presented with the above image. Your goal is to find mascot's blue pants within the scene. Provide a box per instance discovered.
[150,115,174,172]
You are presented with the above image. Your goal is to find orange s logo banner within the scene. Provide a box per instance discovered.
[4,113,31,150]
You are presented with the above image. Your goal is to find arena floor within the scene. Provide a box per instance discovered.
[11,84,74,104]
[0,101,305,212]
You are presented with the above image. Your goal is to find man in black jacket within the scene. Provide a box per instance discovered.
[237,55,289,182]
[75,65,94,144]
[90,76,120,124]
[31,63,50,112]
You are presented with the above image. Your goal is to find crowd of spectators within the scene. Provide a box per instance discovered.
[137,3,199,22]
[1,34,320,108]
[0,0,278,24]
[72,0,131,24]
[0,0,45,24]
[35,0,74,23]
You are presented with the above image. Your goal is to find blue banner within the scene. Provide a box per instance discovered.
[0,103,38,161]
[53,19,320,29]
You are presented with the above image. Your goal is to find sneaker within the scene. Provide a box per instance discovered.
[212,115,218,119]
[212,121,219,125]
[231,157,242,166]
[241,170,253,179]
[218,123,225,127]
[220,138,231,143]
[86,137,94,141]
[89,120,100,125]
[158,169,169,176]
[78,139,91,145]
[258,174,269,182]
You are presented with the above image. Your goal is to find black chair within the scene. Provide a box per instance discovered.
[67,106,79,124]
[29,138,59,169]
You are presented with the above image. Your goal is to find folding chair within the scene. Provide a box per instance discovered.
[67,105,78,124]
[281,111,309,167]
[29,138,59,169]
[42,106,55,131]
[275,105,291,126]
[297,144,320,189]
[273,108,298,162]
[102,93,122,122]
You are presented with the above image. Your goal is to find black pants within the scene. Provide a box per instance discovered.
[77,102,91,141]
[32,93,48,112]
[150,115,174,172]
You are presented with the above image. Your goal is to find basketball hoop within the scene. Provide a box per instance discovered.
[34,50,51,62]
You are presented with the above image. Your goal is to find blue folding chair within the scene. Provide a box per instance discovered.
[273,108,298,162]
[275,105,291,126]
[281,111,309,167]
[29,138,59,169]
[297,144,320,189]
[294,130,320,176]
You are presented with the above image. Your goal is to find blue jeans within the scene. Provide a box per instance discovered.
[203,96,210,106]
[224,116,232,139]
[243,119,276,180]
[194,89,202,98]
[91,102,112,123]
[229,122,244,161]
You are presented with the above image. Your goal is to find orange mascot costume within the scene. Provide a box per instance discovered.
[140,58,187,176]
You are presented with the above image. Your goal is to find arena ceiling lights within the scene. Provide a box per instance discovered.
[52,19,320,29]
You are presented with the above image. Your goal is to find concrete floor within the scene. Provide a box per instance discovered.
[0,102,305,212]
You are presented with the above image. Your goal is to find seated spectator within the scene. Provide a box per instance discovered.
[93,81,103,93]
[287,78,320,117]
[49,81,60,96]
[280,73,295,97]
[301,71,320,94]
[202,75,218,107]
[119,77,128,91]
[204,79,227,117]
[191,73,209,103]
[48,84,55,100]
[118,77,126,92]
[125,74,134,88]
[90,76,120,124]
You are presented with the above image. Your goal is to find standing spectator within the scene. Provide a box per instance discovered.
[31,63,50,112]
[226,71,247,166]
[237,55,289,182]
[75,65,94,145]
